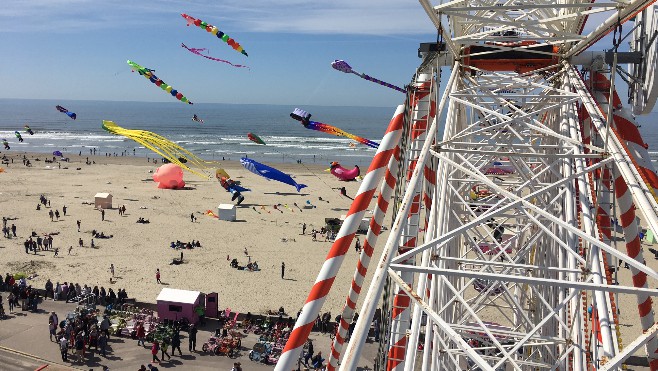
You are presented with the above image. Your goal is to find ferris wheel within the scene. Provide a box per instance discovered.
[274,1,658,370]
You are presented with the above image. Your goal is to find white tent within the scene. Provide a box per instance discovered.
[94,193,112,209]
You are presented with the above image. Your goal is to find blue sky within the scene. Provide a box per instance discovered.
[0,1,623,107]
[0,0,436,107]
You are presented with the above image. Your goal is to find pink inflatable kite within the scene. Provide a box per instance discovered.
[329,162,360,181]
[153,163,186,189]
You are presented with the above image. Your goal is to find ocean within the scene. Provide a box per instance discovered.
[0,99,394,167]
[0,99,657,168]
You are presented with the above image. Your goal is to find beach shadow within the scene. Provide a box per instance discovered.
[176,186,197,191]
[331,208,349,211]
[160,359,183,367]
[283,278,298,282]
[159,282,171,286]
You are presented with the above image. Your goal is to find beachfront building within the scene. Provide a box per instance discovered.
[94,192,113,209]
[156,288,204,325]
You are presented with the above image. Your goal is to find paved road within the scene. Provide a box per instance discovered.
[0,299,377,370]
[0,346,75,371]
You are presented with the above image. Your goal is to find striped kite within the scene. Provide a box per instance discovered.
[290,108,379,148]
[127,60,193,104]
[181,14,248,57]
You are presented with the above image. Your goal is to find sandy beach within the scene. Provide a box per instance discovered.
[0,151,389,319]
[1,150,657,361]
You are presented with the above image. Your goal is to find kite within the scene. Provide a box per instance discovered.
[192,114,204,124]
[2,139,9,150]
[240,158,307,192]
[331,60,406,94]
[290,108,379,148]
[24,125,34,135]
[14,131,23,142]
[247,133,266,145]
[217,175,248,205]
[329,162,360,181]
[127,60,193,104]
[56,105,76,120]
[181,14,249,57]
[102,120,209,178]
[181,43,249,69]
[53,151,63,157]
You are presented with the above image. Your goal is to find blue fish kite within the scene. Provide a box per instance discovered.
[240,158,307,192]
[56,105,76,120]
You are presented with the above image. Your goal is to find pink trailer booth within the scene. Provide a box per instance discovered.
[156,288,202,324]
[206,292,219,318]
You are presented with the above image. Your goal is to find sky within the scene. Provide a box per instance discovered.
[0,1,633,107]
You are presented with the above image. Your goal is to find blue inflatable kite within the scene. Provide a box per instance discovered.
[56,105,76,120]
[240,158,307,192]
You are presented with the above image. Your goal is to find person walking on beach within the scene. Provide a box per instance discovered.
[68,246,73,255]
[151,340,161,363]
[76,220,81,232]
[302,223,307,235]
[190,213,195,223]
[188,324,197,352]
[156,269,161,284]
[171,331,182,356]
[110,264,115,278]
[11,224,16,237]
[49,209,54,221]
[101,208,105,221]
[62,205,67,216]
[355,237,361,253]
[59,335,69,362]
[281,262,285,279]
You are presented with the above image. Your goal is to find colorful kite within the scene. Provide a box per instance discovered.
[181,43,249,69]
[2,139,9,150]
[127,60,193,104]
[14,131,23,142]
[192,114,204,124]
[217,176,248,205]
[331,59,406,94]
[181,14,248,57]
[290,108,379,148]
[56,105,76,120]
[240,158,307,192]
[247,133,266,145]
[24,125,34,135]
[102,120,209,178]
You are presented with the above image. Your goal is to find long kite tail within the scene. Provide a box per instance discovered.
[357,72,407,93]
[306,121,379,148]
[181,43,249,69]
[331,59,405,93]
[180,14,248,57]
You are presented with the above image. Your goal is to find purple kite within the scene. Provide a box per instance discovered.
[181,44,249,69]
[331,59,406,93]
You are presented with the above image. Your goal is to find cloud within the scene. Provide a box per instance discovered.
[0,0,431,35]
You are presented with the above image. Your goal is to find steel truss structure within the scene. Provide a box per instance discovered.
[274,1,658,370]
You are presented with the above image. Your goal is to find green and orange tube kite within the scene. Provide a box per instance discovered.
[181,14,248,57]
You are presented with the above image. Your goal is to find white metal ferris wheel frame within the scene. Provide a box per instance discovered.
[334,1,658,370]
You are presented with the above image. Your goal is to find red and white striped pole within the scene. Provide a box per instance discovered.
[274,105,405,371]
[326,146,401,370]
[585,71,658,369]
[388,76,435,371]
